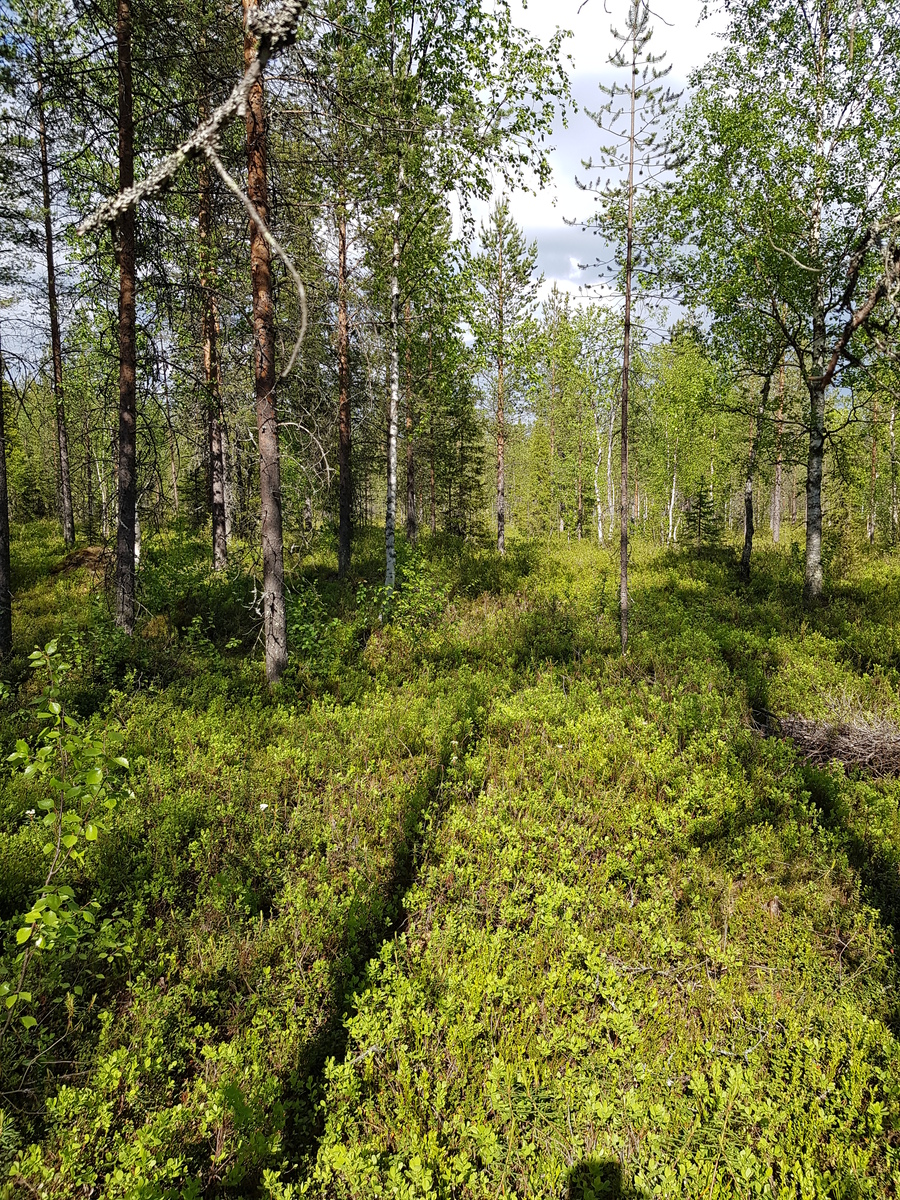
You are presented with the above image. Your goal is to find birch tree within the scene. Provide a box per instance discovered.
[465,199,539,555]
[675,0,900,602]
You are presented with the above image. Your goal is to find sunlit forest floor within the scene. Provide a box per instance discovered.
[2,521,900,1198]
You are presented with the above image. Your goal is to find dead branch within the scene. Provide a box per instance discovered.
[752,707,900,777]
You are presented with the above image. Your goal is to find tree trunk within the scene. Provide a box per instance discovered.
[429,333,436,530]
[591,400,604,544]
[804,368,826,602]
[772,358,784,543]
[0,330,12,656]
[890,402,897,546]
[496,234,506,556]
[115,0,137,633]
[576,407,584,540]
[405,301,416,543]
[244,0,287,682]
[36,62,74,550]
[198,149,227,570]
[619,41,637,654]
[667,444,678,544]
[385,164,402,589]
[867,396,879,543]
[740,374,772,582]
[84,419,95,540]
[337,204,352,577]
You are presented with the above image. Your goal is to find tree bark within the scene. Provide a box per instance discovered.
[428,336,436,535]
[198,148,227,570]
[576,405,584,540]
[667,441,678,544]
[741,374,772,581]
[337,204,352,577]
[591,399,604,544]
[619,39,637,654]
[115,0,137,633]
[890,401,897,546]
[36,60,74,550]
[244,0,287,681]
[405,301,416,543]
[804,366,826,602]
[867,395,878,543]
[772,358,784,543]
[0,329,12,656]
[385,165,402,589]
[496,234,506,556]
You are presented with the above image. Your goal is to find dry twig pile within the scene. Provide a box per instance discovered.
[753,708,900,777]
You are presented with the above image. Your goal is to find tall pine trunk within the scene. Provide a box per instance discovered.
[244,0,287,681]
[115,0,137,633]
[337,205,352,577]
[36,62,74,550]
[0,329,11,656]
[198,148,227,570]
[619,40,637,654]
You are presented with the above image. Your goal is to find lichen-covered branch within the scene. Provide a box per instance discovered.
[77,0,308,235]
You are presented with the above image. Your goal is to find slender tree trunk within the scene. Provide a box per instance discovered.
[84,419,95,540]
[619,42,637,654]
[804,65,827,605]
[741,374,772,581]
[385,162,403,589]
[428,337,436,535]
[244,0,287,681]
[198,149,227,570]
[591,400,604,544]
[496,235,506,556]
[576,398,584,539]
[890,402,897,546]
[606,404,615,531]
[804,364,826,601]
[0,330,12,656]
[337,204,352,577]
[667,446,678,544]
[405,301,416,543]
[867,396,879,543]
[36,63,74,550]
[115,0,137,633]
[772,358,785,543]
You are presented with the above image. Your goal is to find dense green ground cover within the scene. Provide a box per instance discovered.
[1,523,900,1197]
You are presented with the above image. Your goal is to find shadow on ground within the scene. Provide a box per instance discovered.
[567,1158,641,1199]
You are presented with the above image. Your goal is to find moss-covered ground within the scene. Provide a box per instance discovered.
[2,522,900,1198]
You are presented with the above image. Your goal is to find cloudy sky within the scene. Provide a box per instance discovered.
[467,0,729,301]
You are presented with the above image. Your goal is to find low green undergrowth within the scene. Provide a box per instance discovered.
[1,523,900,1197]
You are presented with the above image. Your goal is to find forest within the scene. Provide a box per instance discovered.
[1,0,900,1195]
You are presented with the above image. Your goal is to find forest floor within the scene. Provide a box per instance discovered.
[2,522,900,1198]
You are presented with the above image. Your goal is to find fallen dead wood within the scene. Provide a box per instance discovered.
[751,708,900,777]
